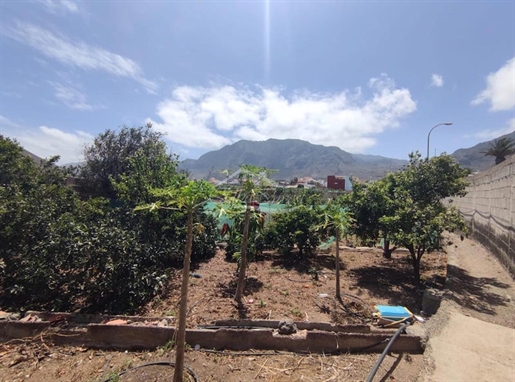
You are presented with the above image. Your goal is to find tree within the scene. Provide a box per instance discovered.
[80,124,178,199]
[136,180,219,382]
[233,165,274,305]
[343,152,468,284]
[112,146,183,207]
[343,176,398,258]
[319,203,354,299]
[266,205,321,257]
[480,137,515,165]
[380,153,468,284]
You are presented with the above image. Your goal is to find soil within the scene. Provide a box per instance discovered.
[144,244,447,325]
[3,235,500,382]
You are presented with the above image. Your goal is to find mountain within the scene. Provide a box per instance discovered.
[22,149,42,163]
[451,131,515,172]
[180,139,407,181]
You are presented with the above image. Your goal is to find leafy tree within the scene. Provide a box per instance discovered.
[136,180,219,382]
[480,137,515,165]
[343,176,398,258]
[343,153,468,284]
[112,146,182,207]
[318,203,354,299]
[0,135,217,314]
[80,123,179,199]
[380,153,468,283]
[266,205,321,257]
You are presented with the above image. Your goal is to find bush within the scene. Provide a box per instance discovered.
[265,206,322,257]
[0,136,218,314]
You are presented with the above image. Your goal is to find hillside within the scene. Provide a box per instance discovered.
[451,131,515,172]
[180,139,407,181]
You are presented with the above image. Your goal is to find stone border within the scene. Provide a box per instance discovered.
[0,312,422,354]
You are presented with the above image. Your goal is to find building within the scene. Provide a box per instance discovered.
[327,175,346,190]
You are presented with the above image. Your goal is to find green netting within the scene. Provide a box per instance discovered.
[204,202,289,227]
[318,236,335,250]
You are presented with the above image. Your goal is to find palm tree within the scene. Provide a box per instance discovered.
[481,137,515,165]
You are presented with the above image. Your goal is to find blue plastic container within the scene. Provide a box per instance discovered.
[375,305,412,320]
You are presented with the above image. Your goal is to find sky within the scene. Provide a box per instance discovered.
[1,0,514,164]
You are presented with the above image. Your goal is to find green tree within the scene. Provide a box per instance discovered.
[266,205,321,257]
[80,123,178,199]
[343,176,399,258]
[480,137,515,165]
[379,153,468,284]
[319,203,354,299]
[136,180,219,382]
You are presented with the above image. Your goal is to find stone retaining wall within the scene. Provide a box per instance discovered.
[451,156,515,276]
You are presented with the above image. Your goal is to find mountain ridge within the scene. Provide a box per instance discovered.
[181,132,515,181]
[180,138,407,181]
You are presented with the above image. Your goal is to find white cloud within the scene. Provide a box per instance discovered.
[50,81,97,111]
[148,74,417,153]
[469,118,515,140]
[5,21,157,93]
[431,74,444,87]
[37,0,79,14]
[472,57,515,111]
[0,115,92,163]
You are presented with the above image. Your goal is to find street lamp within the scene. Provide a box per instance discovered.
[427,122,452,159]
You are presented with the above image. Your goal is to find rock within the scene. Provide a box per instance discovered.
[0,311,20,320]
[278,320,297,335]
[105,319,127,325]
[20,314,41,322]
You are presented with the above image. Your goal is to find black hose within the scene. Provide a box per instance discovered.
[102,361,198,382]
[365,321,412,382]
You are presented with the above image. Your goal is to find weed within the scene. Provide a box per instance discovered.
[259,299,267,308]
[104,371,120,382]
[281,290,289,296]
[308,266,319,281]
[156,339,174,355]
[290,308,302,317]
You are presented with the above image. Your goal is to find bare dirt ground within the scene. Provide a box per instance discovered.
[143,244,446,325]
[5,234,511,382]
[417,233,515,382]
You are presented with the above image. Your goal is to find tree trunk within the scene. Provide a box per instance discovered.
[335,229,341,299]
[410,251,421,285]
[235,204,251,304]
[382,238,396,259]
[383,238,392,259]
[173,211,193,382]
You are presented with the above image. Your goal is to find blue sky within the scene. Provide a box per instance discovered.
[1,0,514,164]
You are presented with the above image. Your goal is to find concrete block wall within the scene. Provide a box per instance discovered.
[450,156,515,276]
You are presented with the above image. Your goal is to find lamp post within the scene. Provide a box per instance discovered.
[427,122,452,159]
